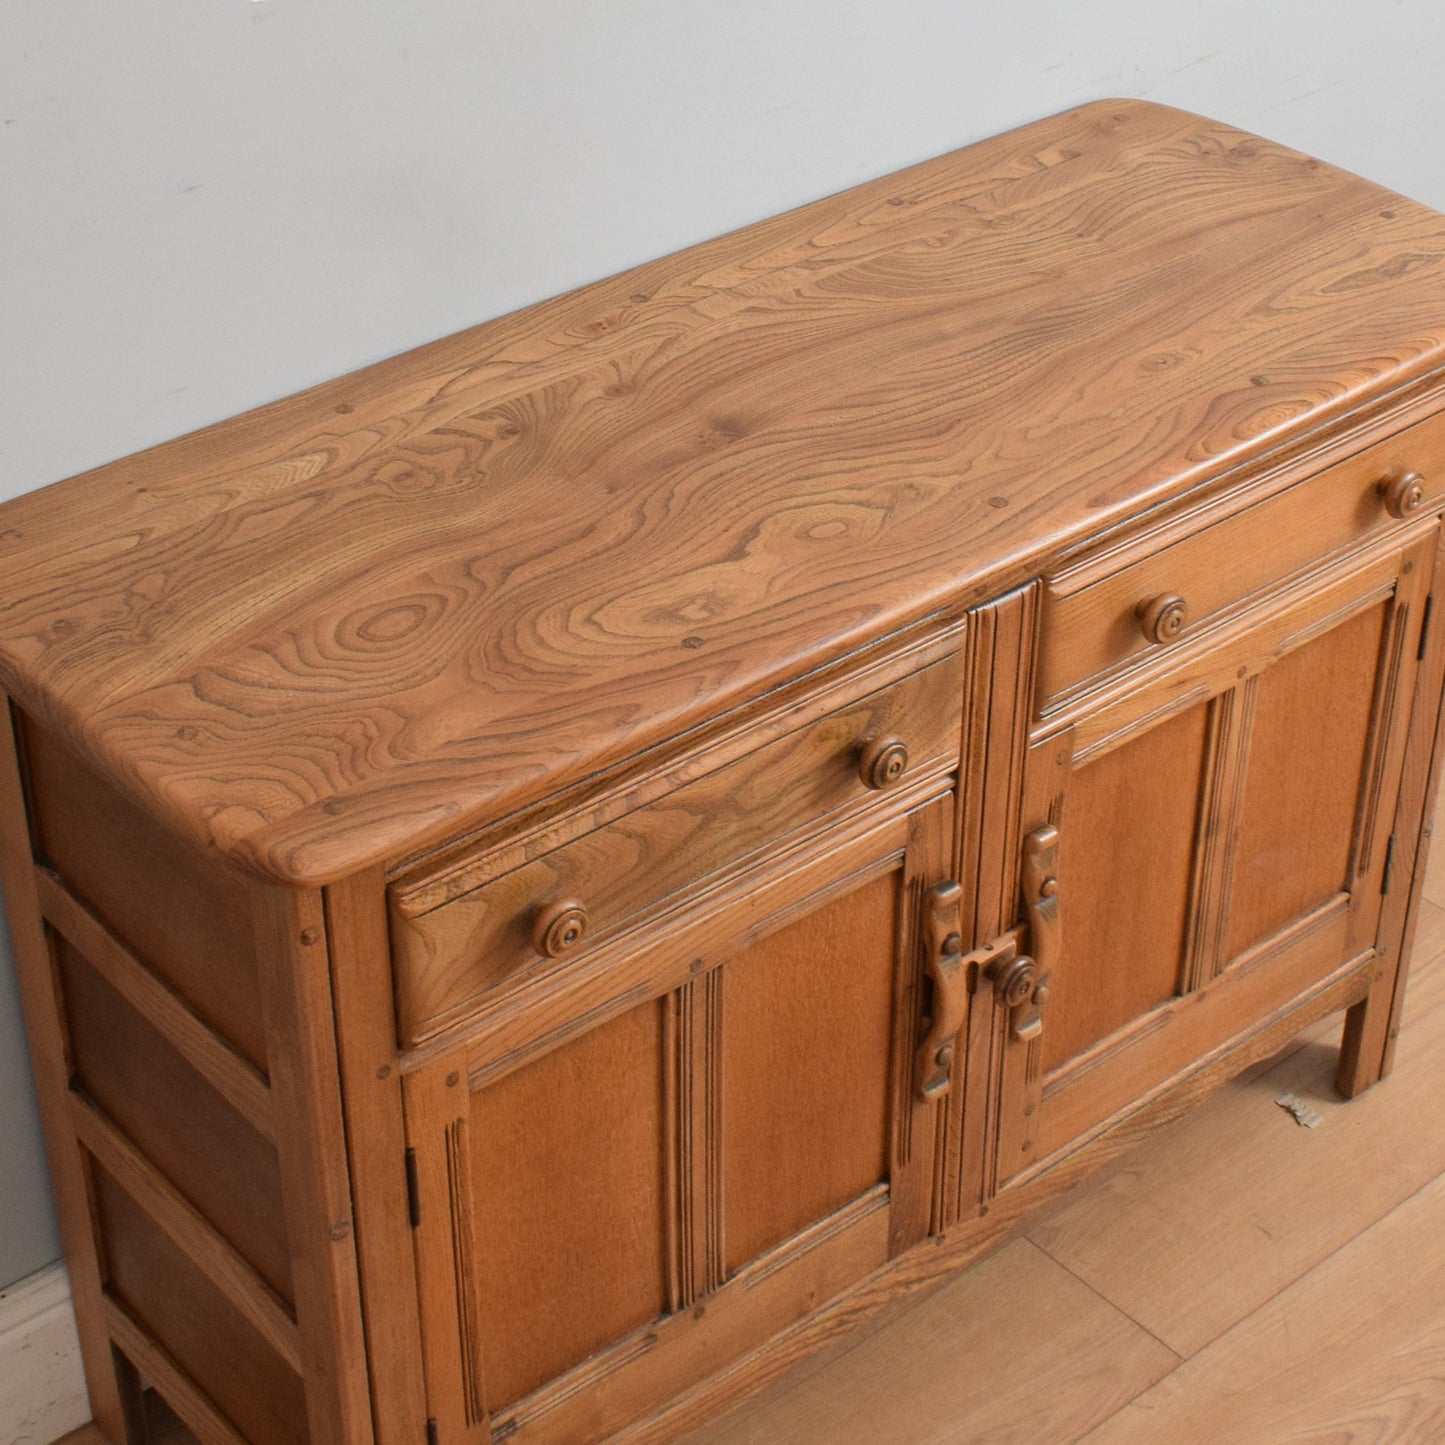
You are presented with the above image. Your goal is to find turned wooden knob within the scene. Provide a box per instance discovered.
[1380,471,1426,520]
[990,955,1038,1010]
[533,899,589,957]
[1137,593,1189,645]
[858,735,909,790]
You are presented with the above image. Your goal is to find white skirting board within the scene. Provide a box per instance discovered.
[0,1263,89,1445]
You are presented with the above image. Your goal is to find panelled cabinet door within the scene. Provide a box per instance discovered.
[403,794,960,1443]
[988,526,1437,1191]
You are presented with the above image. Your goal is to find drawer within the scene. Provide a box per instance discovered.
[1038,408,1445,707]
[389,652,964,1045]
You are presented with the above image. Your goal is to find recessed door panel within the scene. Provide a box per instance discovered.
[1225,601,1387,960]
[721,869,898,1273]
[1044,703,1209,1073]
[469,1000,668,1407]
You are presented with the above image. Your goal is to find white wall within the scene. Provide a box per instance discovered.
[3,0,1445,1289]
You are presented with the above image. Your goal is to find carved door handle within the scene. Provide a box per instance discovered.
[1023,825,1060,977]
[915,880,967,1101]
[989,825,1061,1042]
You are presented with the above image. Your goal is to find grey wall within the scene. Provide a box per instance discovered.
[4,0,1445,1290]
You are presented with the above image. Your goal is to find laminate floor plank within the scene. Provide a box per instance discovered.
[1025,944,1445,1358]
[682,1238,1178,1445]
[1082,1168,1445,1444]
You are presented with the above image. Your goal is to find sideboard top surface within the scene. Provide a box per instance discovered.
[5,98,1445,885]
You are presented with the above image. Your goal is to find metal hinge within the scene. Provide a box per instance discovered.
[405,1148,422,1228]
[1419,594,1434,662]
[426,1418,439,1445]
[1382,834,1397,895]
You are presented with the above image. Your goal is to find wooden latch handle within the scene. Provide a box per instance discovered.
[989,825,1061,1042]
[1023,824,1060,977]
[915,881,968,1101]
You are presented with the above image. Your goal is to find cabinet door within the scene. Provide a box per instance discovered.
[404,796,958,1443]
[989,528,1435,1190]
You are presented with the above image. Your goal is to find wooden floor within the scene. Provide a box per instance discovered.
[60,828,1445,1445]
[689,830,1445,1445]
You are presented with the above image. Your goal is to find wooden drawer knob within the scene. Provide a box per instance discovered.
[1137,593,1189,645]
[533,899,589,957]
[1380,471,1426,520]
[858,735,909,790]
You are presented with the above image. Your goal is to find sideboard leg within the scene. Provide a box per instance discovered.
[1336,984,1393,1099]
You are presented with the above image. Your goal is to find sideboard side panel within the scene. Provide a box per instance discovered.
[0,696,139,1440]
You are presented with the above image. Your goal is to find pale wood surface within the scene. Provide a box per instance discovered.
[4,101,1445,885]
[55,887,1445,1445]
[688,820,1445,1444]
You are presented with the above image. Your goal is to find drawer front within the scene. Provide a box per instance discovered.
[1039,408,1445,706]
[389,653,964,1045]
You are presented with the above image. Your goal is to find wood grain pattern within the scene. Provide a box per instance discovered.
[94,1168,308,1445]
[466,998,669,1409]
[20,713,271,1067]
[721,870,899,1273]
[320,871,430,1445]
[684,1238,1178,1445]
[1032,956,1445,1360]
[1084,1152,1445,1444]
[5,103,1445,885]
[1039,405,1445,703]
[1224,600,1387,957]
[389,651,962,1044]
[1045,704,1208,1073]
[55,935,293,1303]
[0,700,133,1439]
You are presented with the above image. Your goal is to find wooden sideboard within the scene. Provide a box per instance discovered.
[6,99,1445,1445]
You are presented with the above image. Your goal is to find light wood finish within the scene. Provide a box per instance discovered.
[1040,406,1445,705]
[250,887,373,1445]
[1046,703,1208,1071]
[94,1170,306,1445]
[388,652,963,1045]
[1033,961,1445,1358]
[20,719,271,1068]
[467,1000,669,1408]
[10,103,1445,1444]
[5,104,1445,886]
[1086,1167,1445,1442]
[721,871,898,1270]
[68,900,1445,1445]
[690,881,1445,1444]
[54,938,291,1302]
[321,871,429,1445]
[35,869,274,1141]
[0,702,133,1440]
[686,1238,1179,1445]
[68,1090,300,1371]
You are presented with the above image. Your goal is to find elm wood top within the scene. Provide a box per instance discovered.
[4,99,1445,886]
